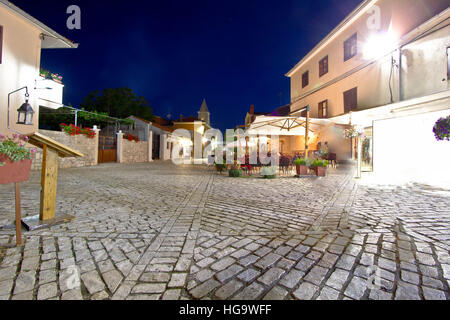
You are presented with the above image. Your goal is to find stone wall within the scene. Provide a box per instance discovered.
[31,129,98,170]
[120,139,149,164]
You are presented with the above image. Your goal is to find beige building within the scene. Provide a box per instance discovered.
[0,0,77,136]
[284,0,449,183]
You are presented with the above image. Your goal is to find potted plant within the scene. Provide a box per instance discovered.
[433,116,450,141]
[229,168,242,177]
[311,159,328,177]
[0,134,36,185]
[294,158,308,175]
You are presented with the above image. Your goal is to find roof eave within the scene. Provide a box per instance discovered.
[285,0,377,77]
[0,0,78,49]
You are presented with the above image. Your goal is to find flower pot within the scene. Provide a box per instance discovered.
[316,166,327,177]
[0,156,32,185]
[296,165,308,175]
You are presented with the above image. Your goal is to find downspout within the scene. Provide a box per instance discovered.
[398,46,403,102]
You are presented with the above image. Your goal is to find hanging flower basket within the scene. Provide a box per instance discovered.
[0,134,36,185]
[433,116,450,141]
[343,126,365,139]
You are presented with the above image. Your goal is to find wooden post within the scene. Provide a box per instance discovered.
[39,145,59,221]
[305,106,310,158]
[15,183,22,246]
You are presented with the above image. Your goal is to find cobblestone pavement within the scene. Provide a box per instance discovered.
[0,162,449,300]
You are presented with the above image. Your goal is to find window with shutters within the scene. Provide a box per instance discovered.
[344,33,357,61]
[302,71,309,88]
[318,100,328,118]
[343,87,358,113]
[0,26,3,64]
[319,56,328,77]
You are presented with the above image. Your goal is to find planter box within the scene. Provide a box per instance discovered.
[315,166,327,177]
[0,157,32,185]
[296,165,308,175]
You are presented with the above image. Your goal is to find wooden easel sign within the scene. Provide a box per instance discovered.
[21,132,83,232]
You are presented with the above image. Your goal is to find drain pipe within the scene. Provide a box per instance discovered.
[398,45,404,102]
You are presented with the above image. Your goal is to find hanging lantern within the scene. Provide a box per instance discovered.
[17,94,35,125]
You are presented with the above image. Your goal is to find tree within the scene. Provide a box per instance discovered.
[81,88,154,121]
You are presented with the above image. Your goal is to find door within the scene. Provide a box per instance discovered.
[152,134,160,160]
[98,135,117,163]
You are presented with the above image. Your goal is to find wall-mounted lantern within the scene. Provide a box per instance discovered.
[16,93,35,125]
[8,86,35,131]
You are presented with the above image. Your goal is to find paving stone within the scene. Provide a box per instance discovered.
[258,268,285,286]
[215,280,244,300]
[237,269,261,284]
[14,271,36,295]
[37,282,58,300]
[263,285,288,300]
[344,276,367,300]
[232,282,264,300]
[81,270,105,295]
[316,286,340,300]
[61,288,83,300]
[190,279,220,299]
[162,289,181,300]
[132,283,166,294]
[211,257,235,271]
[422,287,447,300]
[103,270,123,293]
[394,281,421,300]
[168,273,188,288]
[216,265,244,284]
[304,266,329,286]
[293,282,319,300]
[326,268,349,290]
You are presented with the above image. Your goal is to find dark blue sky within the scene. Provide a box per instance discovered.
[15,0,362,131]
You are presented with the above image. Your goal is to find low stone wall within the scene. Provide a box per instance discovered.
[120,139,149,163]
[31,129,98,170]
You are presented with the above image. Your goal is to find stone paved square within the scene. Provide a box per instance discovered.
[0,162,449,300]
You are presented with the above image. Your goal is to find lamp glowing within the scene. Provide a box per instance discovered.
[363,32,397,60]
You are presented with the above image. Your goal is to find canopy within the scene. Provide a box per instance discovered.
[246,115,333,136]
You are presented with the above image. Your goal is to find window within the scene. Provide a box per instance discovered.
[344,33,357,61]
[0,26,3,64]
[319,56,328,77]
[302,71,309,88]
[343,87,358,113]
[318,100,328,118]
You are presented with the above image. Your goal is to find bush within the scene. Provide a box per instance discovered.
[229,169,242,177]
[294,158,307,166]
[311,160,328,168]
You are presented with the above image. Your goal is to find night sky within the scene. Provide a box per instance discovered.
[14,0,362,131]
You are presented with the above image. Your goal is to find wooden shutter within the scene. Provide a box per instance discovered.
[0,26,3,64]
[344,33,357,61]
[319,56,328,77]
[344,88,357,113]
[318,102,323,118]
[302,71,309,88]
[318,100,328,118]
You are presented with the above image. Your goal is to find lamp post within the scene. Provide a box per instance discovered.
[7,86,35,246]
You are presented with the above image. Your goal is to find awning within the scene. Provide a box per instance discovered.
[246,115,334,136]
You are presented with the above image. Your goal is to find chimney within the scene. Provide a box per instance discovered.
[179,114,183,121]
[250,105,255,114]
